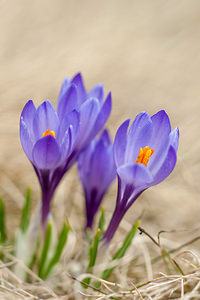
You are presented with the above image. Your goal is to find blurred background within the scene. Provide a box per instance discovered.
[0,0,200,239]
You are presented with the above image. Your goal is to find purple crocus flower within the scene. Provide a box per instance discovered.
[20,100,79,224]
[103,110,179,243]
[78,130,116,229]
[20,73,111,225]
[57,73,112,164]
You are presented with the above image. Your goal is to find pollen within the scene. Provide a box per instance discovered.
[42,129,55,138]
[135,146,154,167]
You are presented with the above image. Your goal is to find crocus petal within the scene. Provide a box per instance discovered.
[88,84,104,103]
[77,98,100,148]
[58,109,79,147]
[148,136,169,173]
[151,146,177,186]
[79,138,115,192]
[20,100,36,139]
[117,163,153,208]
[32,135,61,170]
[60,126,72,163]
[150,110,171,150]
[91,92,112,139]
[117,163,153,190]
[78,142,94,186]
[57,77,70,105]
[125,112,153,164]
[101,146,116,192]
[101,129,111,146]
[169,127,179,152]
[20,119,34,161]
[114,119,130,168]
[57,83,78,121]
[71,73,87,105]
[149,127,179,174]
[107,145,117,181]
[89,140,111,188]
[33,100,60,140]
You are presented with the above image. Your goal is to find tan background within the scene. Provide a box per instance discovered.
[0,0,200,238]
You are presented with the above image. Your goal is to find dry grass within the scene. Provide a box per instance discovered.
[0,0,200,298]
[0,224,200,299]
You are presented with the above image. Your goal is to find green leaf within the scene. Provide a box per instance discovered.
[83,228,101,286]
[84,206,104,286]
[38,222,52,278]
[43,221,70,279]
[0,197,6,243]
[86,228,92,244]
[98,206,105,232]
[88,228,101,270]
[101,220,140,280]
[20,188,31,233]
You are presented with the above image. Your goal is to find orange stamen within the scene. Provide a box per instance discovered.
[135,146,154,167]
[42,129,55,138]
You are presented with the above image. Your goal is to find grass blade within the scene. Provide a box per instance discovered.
[0,197,6,243]
[83,228,101,286]
[20,188,31,233]
[43,221,70,278]
[98,206,105,232]
[88,228,101,270]
[102,220,140,280]
[38,222,52,278]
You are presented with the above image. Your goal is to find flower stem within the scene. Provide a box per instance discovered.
[103,207,126,244]
[41,190,51,225]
